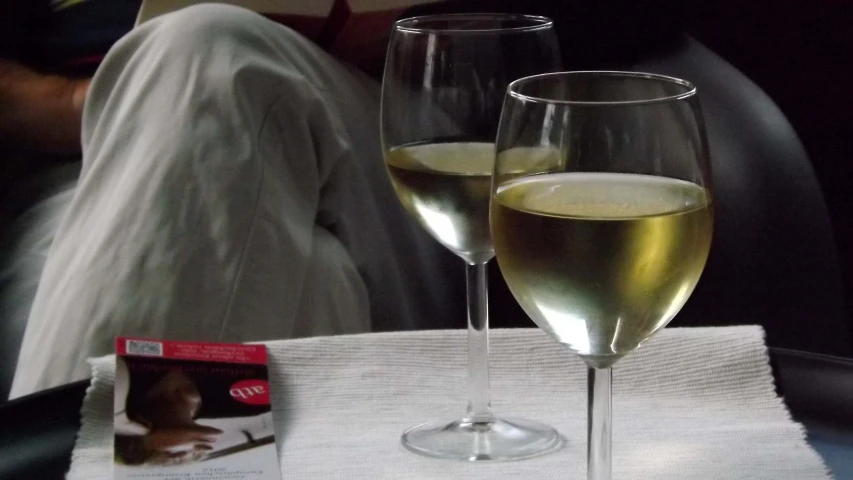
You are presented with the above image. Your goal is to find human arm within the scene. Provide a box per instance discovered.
[0,59,90,154]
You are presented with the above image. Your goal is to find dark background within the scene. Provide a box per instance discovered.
[685,0,853,312]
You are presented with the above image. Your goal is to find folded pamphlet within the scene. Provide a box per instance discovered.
[114,337,281,479]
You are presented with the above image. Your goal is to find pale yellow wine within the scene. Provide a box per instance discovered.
[492,172,713,368]
[386,142,495,263]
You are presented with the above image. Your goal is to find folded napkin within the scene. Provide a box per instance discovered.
[69,326,830,479]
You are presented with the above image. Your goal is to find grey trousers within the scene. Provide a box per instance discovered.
[10,4,455,398]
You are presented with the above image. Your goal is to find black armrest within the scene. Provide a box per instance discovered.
[769,347,853,430]
[0,380,89,480]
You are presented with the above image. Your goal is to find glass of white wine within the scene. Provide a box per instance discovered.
[381,14,563,461]
[491,71,714,479]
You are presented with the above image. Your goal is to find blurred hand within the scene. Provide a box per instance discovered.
[71,78,91,119]
[145,424,223,452]
[0,60,92,154]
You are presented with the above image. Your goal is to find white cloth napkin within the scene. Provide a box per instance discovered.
[68,326,831,479]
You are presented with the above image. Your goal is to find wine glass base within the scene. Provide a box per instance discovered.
[401,416,563,461]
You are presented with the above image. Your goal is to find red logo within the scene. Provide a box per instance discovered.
[229,379,271,405]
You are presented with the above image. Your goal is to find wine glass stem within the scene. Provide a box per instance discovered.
[588,367,612,480]
[465,261,494,424]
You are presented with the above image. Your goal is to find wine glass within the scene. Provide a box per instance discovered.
[381,14,563,461]
[491,71,714,478]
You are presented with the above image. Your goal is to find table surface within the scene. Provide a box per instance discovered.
[1,347,851,480]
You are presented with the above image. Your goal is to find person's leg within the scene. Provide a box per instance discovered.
[10,5,454,398]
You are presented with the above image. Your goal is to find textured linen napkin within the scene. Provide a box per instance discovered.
[68,326,831,479]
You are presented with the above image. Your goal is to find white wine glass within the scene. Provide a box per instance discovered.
[491,71,714,478]
[381,14,563,461]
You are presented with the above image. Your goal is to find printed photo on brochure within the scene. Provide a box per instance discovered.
[114,337,282,479]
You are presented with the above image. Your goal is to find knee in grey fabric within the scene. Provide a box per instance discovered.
[9,6,376,397]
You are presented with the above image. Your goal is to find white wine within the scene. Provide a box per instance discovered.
[492,172,713,368]
[386,142,495,263]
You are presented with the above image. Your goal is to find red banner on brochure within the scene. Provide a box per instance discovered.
[116,337,268,364]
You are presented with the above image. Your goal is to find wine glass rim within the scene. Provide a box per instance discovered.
[394,13,554,35]
[508,71,698,106]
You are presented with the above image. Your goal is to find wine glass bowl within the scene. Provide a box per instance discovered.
[382,14,563,265]
[491,71,713,478]
[491,171,713,367]
[385,142,496,264]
